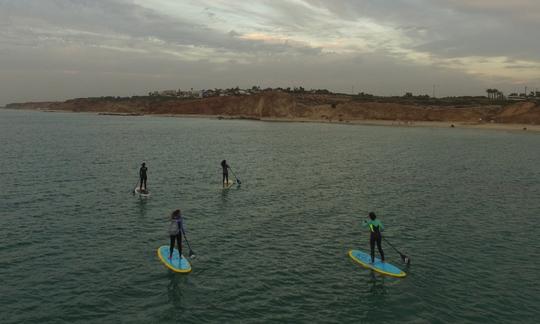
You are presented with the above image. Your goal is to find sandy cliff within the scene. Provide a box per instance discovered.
[5,92,540,125]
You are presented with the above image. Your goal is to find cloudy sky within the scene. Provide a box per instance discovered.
[1,0,539,105]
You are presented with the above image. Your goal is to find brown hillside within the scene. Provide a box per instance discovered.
[6,92,540,125]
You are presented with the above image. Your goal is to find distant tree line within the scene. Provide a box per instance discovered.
[71,86,538,104]
[486,89,504,100]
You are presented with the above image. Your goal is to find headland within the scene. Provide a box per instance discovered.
[5,91,540,131]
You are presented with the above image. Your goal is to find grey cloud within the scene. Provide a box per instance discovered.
[0,42,495,105]
[1,0,539,105]
[304,0,540,61]
[0,0,320,57]
[505,65,540,70]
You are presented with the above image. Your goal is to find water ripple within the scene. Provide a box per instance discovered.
[1,110,539,323]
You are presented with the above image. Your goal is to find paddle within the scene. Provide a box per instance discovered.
[132,180,139,195]
[181,228,195,258]
[229,167,242,185]
[382,236,410,265]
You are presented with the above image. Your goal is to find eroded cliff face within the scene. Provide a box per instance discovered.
[492,102,540,124]
[6,92,540,124]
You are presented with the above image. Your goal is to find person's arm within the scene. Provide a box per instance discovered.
[362,219,370,228]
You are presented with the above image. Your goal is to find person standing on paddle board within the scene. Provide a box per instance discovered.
[363,212,385,263]
[139,162,148,192]
[168,209,185,259]
[221,160,230,187]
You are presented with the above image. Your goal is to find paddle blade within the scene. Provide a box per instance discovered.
[189,250,195,258]
[400,254,411,265]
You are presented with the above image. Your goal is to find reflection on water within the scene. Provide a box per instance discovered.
[136,196,149,217]
[167,272,187,306]
[220,186,230,202]
[368,272,388,295]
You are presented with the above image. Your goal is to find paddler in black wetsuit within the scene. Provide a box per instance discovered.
[221,160,230,187]
[363,212,385,263]
[139,162,148,193]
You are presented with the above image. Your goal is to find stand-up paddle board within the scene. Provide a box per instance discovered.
[349,249,406,278]
[222,179,235,189]
[157,246,191,273]
[134,187,150,197]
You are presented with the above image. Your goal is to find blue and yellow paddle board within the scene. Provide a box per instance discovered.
[157,246,192,273]
[349,249,406,278]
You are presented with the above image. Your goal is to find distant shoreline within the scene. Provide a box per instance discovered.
[163,114,540,132]
[4,91,539,132]
[3,107,538,133]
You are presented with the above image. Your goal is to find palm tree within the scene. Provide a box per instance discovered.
[486,88,502,100]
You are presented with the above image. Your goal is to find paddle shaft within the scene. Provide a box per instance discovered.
[181,228,194,255]
[132,180,139,194]
[229,167,241,184]
[382,236,408,261]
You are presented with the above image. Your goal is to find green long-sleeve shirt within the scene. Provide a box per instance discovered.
[362,219,384,232]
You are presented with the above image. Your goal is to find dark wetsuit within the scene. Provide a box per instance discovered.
[139,166,147,190]
[364,220,385,263]
[221,161,229,184]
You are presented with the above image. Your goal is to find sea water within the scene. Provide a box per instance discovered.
[1,109,539,323]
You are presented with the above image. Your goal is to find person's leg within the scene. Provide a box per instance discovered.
[140,177,143,190]
[143,177,147,190]
[226,173,229,184]
[169,235,175,258]
[370,235,376,263]
[377,236,385,262]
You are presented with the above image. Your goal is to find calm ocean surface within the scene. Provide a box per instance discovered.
[1,109,539,323]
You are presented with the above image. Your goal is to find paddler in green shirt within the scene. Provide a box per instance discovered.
[363,212,385,263]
